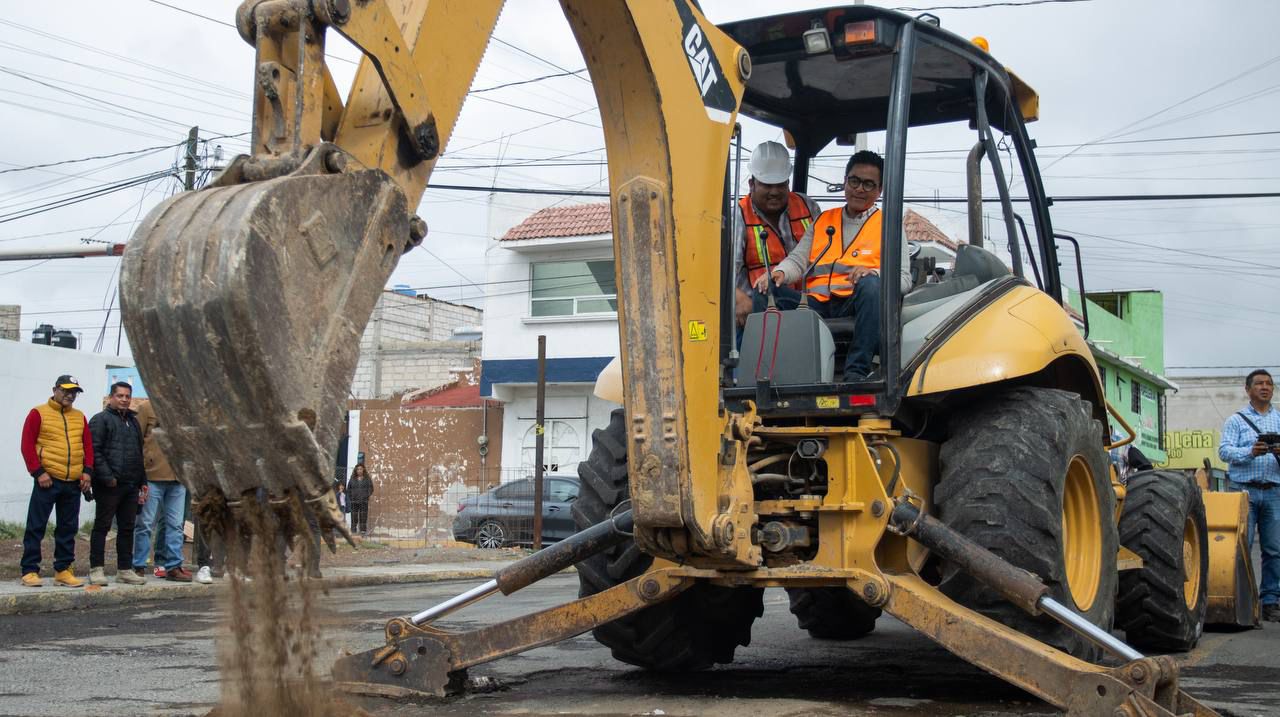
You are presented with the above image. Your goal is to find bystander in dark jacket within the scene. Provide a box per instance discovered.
[87,382,147,585]
[347,464,374,535]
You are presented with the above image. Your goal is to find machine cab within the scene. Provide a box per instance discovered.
[720,7,1072,420]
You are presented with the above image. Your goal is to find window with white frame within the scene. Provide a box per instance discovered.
[530,260,617,317]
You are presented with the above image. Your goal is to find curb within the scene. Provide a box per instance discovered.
[0,567,507,617]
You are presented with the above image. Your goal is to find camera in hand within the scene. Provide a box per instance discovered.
[1258,433,1280,446]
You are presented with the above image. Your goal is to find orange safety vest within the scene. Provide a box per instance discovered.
[34,399,87,481]
[804,206,882,302]
[740,194,814,287]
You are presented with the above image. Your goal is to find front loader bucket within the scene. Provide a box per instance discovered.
[1202,490,1260,627]
[120,146,411,538]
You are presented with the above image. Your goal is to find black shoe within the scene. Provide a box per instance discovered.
[1264,604,1280,623]
[842,371,869,383]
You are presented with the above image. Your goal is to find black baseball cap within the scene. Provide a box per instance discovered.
[55,375,83,392]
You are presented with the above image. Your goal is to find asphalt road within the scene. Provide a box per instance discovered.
[0,575,1276,717]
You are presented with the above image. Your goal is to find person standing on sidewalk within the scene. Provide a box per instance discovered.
[87,382,148,586]
[132,400,192,582]
[1218,368,1280,622]
[347,463,373,536]
[18,375,94,588]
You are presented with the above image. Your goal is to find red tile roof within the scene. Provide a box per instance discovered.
[499,203,956,249]
[904,209,958,250]
[403,383,484,408]
[501,203,612,241]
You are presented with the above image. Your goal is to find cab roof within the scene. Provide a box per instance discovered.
[719,5,1038,154]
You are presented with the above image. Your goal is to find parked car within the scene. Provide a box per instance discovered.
[453,474,580,548]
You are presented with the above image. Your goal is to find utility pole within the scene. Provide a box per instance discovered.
[533,334,547,551]
[184,126,199,191]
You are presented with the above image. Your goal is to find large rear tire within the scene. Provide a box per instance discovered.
[1116,470,1208,652]
[937,387,1118,661]
[572,409,763,670]
[787,587,881,640]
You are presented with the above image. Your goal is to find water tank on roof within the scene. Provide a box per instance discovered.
[31,323,53,345]
[53,330,78,349]
[392,284,416,297]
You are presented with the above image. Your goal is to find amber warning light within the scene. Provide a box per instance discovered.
[844,21,877,45]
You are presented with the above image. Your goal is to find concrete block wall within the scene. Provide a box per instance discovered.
[349,292,483,399]
[0,305,19,341]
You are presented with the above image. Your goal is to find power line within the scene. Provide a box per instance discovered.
[0,169,175,224]
[0,19,248,100]
[471,69,588,94]
[145,0,235,28]
[0,132,248,177]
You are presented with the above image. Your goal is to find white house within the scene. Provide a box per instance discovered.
[480,203,621,478]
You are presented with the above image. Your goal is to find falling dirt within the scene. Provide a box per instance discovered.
[209,495,360,717]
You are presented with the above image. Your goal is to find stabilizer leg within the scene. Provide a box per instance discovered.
[332,568,694,696]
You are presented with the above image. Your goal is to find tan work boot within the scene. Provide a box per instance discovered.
[53,569,83,588]
[20,572,42,588]
[88,567,109,586]
[116,568,146,585]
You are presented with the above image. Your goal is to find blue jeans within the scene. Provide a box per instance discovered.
[133,481,187,570]
[1236,482,1280,606]
[21,479,82,574]
[812,274,881,380]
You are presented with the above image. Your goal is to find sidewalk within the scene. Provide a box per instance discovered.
[0,559,521,616]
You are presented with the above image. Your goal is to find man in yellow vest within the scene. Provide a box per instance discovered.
[733,140,819,327]
[19,375,94,587]
[755,150,911,382]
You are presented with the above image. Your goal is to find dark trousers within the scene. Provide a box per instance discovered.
[750,274,882,379]
[194,518,223,572]
[351,501,369,534]
[90,483,140,569]
[21,479,82,574]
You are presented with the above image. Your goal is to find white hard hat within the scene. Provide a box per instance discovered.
[748,141,792,184]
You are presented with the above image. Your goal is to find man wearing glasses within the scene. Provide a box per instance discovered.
[754,150,911,382]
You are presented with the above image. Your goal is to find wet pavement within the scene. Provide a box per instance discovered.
[1,574,1277,716]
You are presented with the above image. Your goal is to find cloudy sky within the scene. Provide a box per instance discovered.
[1,0,1277,378]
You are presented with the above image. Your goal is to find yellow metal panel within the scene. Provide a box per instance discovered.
[562,0,751,563]
[1202,490,1259,626]
[334,0,504,205]
[907,286,1096,397]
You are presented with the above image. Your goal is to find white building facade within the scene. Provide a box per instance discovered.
[480,203,621,478]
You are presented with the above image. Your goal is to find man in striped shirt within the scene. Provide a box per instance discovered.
[1218,368,1280,622]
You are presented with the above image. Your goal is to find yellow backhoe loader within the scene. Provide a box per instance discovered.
[119,1,1256,715]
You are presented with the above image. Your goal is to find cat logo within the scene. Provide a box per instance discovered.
[673,0,735,124]
[683,24,717,97]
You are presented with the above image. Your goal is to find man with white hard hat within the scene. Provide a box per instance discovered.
[732,140,820,326]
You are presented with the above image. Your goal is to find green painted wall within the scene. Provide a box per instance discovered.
[1066,289,1168,462]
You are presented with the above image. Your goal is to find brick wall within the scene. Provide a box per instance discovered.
[356,403,503,543]
[0,305,19,341]
[351,292,483,399]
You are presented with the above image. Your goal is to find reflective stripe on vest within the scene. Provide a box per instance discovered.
[804,207,882,302]
[35,399,85,481]
[740,194,813,287]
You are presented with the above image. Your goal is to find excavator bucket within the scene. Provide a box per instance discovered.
[120,145,411,543]
[1202,490,1260,627]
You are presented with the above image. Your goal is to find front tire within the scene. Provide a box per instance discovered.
[937,387,1118,661]
[1116,470,1208,652]
[573,409,763,671]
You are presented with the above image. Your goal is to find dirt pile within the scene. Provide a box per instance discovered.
[212,497,344,717]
